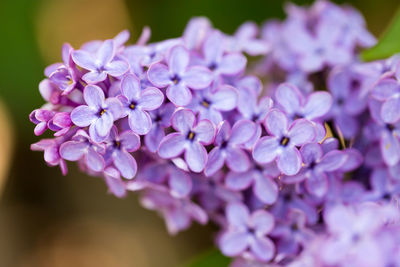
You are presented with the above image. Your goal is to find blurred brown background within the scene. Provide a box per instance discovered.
[0,0,398,266]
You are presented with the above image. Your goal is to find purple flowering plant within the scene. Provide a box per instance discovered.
[30,0,400,266]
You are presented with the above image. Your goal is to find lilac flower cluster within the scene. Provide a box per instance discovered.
[30,0,400,265]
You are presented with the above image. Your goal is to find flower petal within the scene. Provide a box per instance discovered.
[193,120,215,144]
[219,231,249,257]
[252,136,280,164]
[253,175,278,205]
[82,71,107,84]
[249,210,274,235]
[139,87,164,110]
[226,147,250,173]
[230,119,256,145]
[210,85,238,111]
[71,50,96,70]
[144,125,165,153]
[105,60,129,77]
[128,109,152,135]
[288,119,316,146]
[204,147,225,176]
[120,130,141,152]
[300,143,323,165]
[113,150,137,179]
[70,106,97,127]
[303,91,332,120]
[381,96,400,123]
[183,67,213,89]
[265,109,288,137]
[225,170,254,191]
[381,131,400,166]
[168,45,189,75]
[249,237,275,262]
[171,109,196,133]
[371,78,400,101]
[226,202,249,227]
[218,53,247,75]
[121,73,141,101]
[84,85,105,109]
[277,148,301,175]
[95,112,114,137]
[166,83,192,106]
[60,141,87,161]
[147,63,171,87]
[185,142,207,172]
[158,133,186,158]
[97,39,114,66]
[86,147,105,172]
[318,150,348,172]
[169,168,192,198]
[275,83,303,116]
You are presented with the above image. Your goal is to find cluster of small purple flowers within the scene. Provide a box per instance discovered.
[30,0,400,265]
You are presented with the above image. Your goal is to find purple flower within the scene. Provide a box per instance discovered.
[104,166,127,198]
[253,109,316,175]
[31,137,68,175]
[275,83,332,122]
[158,109,215,172]
[71,85,122,142]
[189,85,238,124]
[60,130,105,172]
[47,43,78,95]
[29,109,55,136]
[144,103,176,153]
[104,127,140,179]
[205,120,255,176]
[72,39,129,84]
[201,31,247,77]
[282,143,348,197]
[219,202,275,262]
[225,163,279,205]
[140,187,208,235]
[118,73,164,135]
[48,112,72,136]
[147,45,212,106]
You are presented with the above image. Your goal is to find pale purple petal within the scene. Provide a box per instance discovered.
[277,148,301,175]
[183,67,213,89]
[104,167,126,198]
[145,125,165,153]
[214,121,231,146]
[210,85,238,111]
[104,98,123,119]
[300,143,323,165]
[265,109,288,137]
[71,50,96,70]
[203,31,224,64]
[121,74,141,101]
[167,83,192,106]
[253,175,278,205]
[288,119,316,146]
[158,133,186,158]
[204,147,225,176]
[249,237,275,262]
[275,83,303,115]
[139,87,164,110]
[226,202,249,227]
[89,123,107,143]
[97,39,114,66]
[306,171,328,197]
[230,119,257,145]
[218,54,247,75]
[70,106,97,127]
[249,210,274,235]
[120,131,140,152]
[252,136,280,164]
[303,91,333,120]
[185,142,207,172]
[128,109,152,135]
[169,168,192,198]
[318,150,348,172]
[193,120,215,144]
[371,79,399,101]
[381,96,400,123]
[95,112,114,137]
[105,60,129,77]
[226,147,250,173]
[83,71,107,84]
[171,109,196,133]
[168,45,189,75]
[60,141,87,161]
[86,147,105,172]
[219,231,249,257]
[84,85,105,108]
[113,150,137,179]
[147,63,171,87]
[381,131,400,166]
[225,171,254,191]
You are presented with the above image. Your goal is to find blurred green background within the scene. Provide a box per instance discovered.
[0,0,398,266]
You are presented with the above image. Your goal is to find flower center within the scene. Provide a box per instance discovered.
[209,62,217,71]
[280,136,290,147]
[129,101,137,110]
[201,99,211,108]
[386,124,395,132]
[171,74,181,85]
[114,140,121,149]
[98,109,106,116]
[350,79,361,90]
[187,131,196,141]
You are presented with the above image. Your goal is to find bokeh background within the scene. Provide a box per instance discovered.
[0,0,398,266]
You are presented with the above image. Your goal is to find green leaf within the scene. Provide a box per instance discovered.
[362,7,400,61]
[183,248,230,267]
